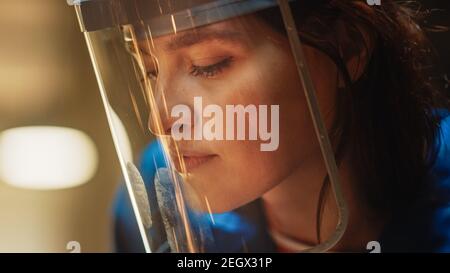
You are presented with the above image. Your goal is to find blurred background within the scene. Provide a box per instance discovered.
[0,0,447,253]
[0,0,121,252]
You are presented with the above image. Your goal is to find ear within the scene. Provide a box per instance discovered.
[338,23,376,87]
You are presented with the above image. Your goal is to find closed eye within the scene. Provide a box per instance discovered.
[189,57,233,78]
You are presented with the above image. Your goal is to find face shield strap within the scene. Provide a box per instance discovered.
[69,0,283,35]
[276,0,349,253]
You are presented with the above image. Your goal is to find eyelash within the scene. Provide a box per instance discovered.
[142,56,233,82]
[189,57,233,78]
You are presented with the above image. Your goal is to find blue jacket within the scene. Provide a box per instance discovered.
[113,112,450,253]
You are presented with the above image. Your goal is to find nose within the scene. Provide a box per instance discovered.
[147,76,193,137]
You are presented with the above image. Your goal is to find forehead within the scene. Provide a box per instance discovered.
[133,16,264,54]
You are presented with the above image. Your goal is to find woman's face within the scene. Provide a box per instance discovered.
[140,15,338,212]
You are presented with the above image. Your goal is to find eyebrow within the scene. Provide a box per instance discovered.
[136,27,245,59]
[164,28,245,51]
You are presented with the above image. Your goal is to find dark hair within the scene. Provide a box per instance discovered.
[257,0,450,243]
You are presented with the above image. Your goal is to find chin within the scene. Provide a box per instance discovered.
[182,181,248,214]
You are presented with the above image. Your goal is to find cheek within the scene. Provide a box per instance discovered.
[201,46,314,206]
[190,43,338,212]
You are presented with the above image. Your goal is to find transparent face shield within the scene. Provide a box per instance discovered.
[69,0,348,253]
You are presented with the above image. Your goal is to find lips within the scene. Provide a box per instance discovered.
[167,143,217,172]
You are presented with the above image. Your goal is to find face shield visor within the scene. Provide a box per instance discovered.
[68,0,348,253]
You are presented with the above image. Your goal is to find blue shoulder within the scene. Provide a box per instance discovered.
[428,110,450,203]
[428,110,450,252]
[380,110,450,252]
[432,110,450,180]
